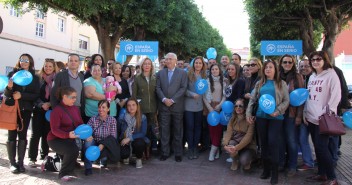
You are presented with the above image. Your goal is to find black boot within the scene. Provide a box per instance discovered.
[17,140,27,173]
[260,160,271,179]
[6,141,19,173]
[270,163,279,184]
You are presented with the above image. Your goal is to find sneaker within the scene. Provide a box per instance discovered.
[226,157,233,163]
[123,158,130,165]
[297,164,314,171]
[61,175,73,181]
[28,161,36,168]
[136,159,143,168]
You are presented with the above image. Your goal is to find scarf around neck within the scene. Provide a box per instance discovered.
[42,73,55,99]
[124,113,136,139]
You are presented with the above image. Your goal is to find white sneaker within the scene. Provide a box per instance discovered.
[136,159,143,168]
[61,176,73,181]
[123,158,129,165]
[226,157,233,163]
[28,161,36,168]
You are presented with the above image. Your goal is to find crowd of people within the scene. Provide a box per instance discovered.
[3,51,350,185]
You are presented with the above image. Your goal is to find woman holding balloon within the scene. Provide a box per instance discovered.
[28,59,59,168]
[84,100,117,176]
[278,54,304,176]
[203,63,227,161]
[184,56,207,160]
[246,59,289,184]
[5,54,40,174]
[47,86,83,181]
[303,51,341,185]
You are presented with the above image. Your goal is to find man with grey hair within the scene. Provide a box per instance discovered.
[156,52,188,162]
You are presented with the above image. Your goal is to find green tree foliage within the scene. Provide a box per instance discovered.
[245,0,352,63]
[5,0,229,63]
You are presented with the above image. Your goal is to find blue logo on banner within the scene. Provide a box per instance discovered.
[120,41,159,55]
[260,40,302,56]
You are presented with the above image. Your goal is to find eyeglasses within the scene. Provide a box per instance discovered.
[20,59,29,63]
[282,61,293,65]
[249,63,257,67]
[311,57,323,62]
[235,105,244,108]
[67,95,77,100]
[300,65,310,69]
[107,63,113,65]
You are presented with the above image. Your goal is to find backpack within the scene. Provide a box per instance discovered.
[41,155,61,172]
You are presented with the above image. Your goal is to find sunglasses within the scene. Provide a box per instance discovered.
[20,59,29,63]
[249,63,257,67]
[282,61,293,65]
[235,105,244,108]
[311,57,323,62]
[67,95,77,100]
[107,63,113,65]
[300,65,310,69]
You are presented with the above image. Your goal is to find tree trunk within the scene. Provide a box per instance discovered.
[300,9,315,57]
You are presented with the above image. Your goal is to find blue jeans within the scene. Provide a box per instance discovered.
[83,140,106,169]
[279,117,298,170]
[298,123,314,167]
[184,111,202,149]
[328,136,339,165]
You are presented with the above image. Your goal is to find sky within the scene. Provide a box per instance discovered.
[193,0,250,49]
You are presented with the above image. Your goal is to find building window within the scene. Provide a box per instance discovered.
[57,17,65,32]
[35,9,45,19]
[79,35,89,50]
[36,22,45,37]
[9,6,20,17]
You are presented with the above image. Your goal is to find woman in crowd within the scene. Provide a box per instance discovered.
[203,64,226,161]
[122,65,133,95]
[47,86,83,181]
[278,54,304,176]
[132,58,157,157]
[5,54,40,173]
[184,56,207,160]
[111,63,131,117]
[244,58,262,105]
[242,64,251,79]
[84,64,117,122]
[246,59,289,184]
[304,51,341,185]
[84,100,118,176]
[223,98,256,171]
[225,63,245,102]
[84,54,107,80]
[28,59,59,167]
[118,98,148,168]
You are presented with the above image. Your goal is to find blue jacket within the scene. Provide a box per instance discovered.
[117,113,150,144]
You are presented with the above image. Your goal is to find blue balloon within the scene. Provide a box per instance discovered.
[74,124,93,139]
[45,110,51,122]
[222,101,234,114]
[0,75,9,92]
[206,47,217,59]
[12,70,33,86]
[85,146,100,161]
[119,108,126,117]
[289,88,309,106]
[343,111,352,129]
[259,94,276,114]
[220,111,232,126]
[195,79,208,95]
[207,111,220,126]
[116,52,126,64]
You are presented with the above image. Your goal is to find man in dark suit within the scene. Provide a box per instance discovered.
[156,52,188,162]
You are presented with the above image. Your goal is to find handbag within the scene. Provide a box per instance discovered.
[0,98,24,131]
[319,105,346,135]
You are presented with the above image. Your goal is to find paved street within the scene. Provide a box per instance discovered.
[0,129,351,185]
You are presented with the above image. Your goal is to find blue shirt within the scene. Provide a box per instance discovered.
[256,80,284,120]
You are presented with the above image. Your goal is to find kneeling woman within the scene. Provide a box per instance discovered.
[84,100,118,176]
[47,86,83,181]
[223,99,256,171]
[118,98,148,168]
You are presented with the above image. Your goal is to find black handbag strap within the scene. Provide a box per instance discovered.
[58,105,76,129]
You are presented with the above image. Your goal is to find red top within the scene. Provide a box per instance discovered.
[47,102,83,141]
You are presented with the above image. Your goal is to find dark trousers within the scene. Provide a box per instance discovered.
[144,112,157,148]
[8,110,32,141]
[28,109,51,161]
[308,123,336,180]
[159,111,184,156]
[184,111,202,149]
[279,117,298,170]
[120,138,146,159]
[48,138,79,178]
[256,118,283,165]
[200,115,210,149]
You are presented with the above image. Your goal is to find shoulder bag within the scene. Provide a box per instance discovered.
[319,105,346,135]
[0,98,24,131]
